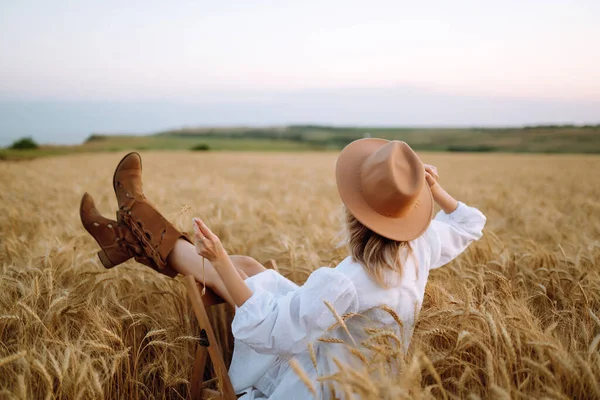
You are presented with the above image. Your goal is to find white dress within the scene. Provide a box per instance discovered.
[228,202,486,399]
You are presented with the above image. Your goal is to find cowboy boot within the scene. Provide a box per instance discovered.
[112,152,192,275]
[79,192,178,277]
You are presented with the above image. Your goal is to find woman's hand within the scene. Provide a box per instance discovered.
[193,218,228,263]
[423,164,458,213]
[424,164,439,187]
[193,218,254,307]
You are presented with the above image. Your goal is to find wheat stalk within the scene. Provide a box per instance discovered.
[289,358,316,396]
[0,351,26,368]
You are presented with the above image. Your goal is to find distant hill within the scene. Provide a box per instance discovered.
[154,124,600,153]
[2,125,599,160]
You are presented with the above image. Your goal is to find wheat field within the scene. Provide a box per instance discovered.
[1,151,599,399]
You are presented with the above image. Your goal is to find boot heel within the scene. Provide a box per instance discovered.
[97,250,116,268]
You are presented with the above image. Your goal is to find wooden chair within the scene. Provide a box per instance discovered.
[185,260,280,400]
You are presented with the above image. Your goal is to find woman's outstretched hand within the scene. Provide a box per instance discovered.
[193,218,227,263]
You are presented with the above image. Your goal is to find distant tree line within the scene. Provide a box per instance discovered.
[163,127,367,149]
[523,124,600,129]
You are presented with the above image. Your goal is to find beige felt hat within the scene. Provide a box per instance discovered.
[335,138,434,241]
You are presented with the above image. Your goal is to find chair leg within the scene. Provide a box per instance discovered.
[186,276,237,400]
[190,344,208,400]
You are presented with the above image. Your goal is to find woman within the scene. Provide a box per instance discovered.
[80,138,486,399]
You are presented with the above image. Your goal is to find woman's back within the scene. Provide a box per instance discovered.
[322,202,486,375]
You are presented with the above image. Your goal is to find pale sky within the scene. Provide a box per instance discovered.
[0,0,599,144]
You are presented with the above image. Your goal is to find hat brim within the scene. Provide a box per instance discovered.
[336,138,434,241]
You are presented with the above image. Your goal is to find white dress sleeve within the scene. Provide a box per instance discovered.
[231,268,359,356]
[424,202,486,270]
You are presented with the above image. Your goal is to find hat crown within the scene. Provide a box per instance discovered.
[359,141,425,218]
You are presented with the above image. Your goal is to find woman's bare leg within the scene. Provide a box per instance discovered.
[166,239,267,306]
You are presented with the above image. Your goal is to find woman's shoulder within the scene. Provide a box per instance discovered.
[332,256,366,279]
[306,260,359,290]
[333,256,402,293]
[331,256,421,313]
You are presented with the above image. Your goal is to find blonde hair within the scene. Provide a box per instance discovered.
[345,208,411,287]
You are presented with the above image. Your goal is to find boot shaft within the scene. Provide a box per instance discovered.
[113,152,191,274]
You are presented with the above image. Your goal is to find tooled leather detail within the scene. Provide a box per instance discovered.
[117,203,168,270]
[114,225,143,255]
